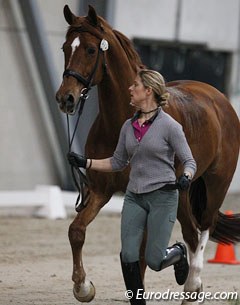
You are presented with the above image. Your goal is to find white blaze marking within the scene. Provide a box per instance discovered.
[67,37,80,68]
[71,37,80,54]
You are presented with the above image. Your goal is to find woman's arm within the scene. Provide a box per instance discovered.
[68,121,130,173]
[86,157,113,172]
[169,124,197,179]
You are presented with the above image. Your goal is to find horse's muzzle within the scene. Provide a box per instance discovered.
[56,92,76,114]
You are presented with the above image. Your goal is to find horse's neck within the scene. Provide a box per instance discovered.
[96,34,140,134]
[97,66,135,131]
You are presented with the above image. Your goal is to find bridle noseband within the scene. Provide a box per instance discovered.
[63,69,90,88]
[62,28,109,212]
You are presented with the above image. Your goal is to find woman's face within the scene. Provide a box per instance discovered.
[129,75,148,108]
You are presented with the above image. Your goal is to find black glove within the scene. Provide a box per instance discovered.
[177,174,191,191]
[67,152,87,169]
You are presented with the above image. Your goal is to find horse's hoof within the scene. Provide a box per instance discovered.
[73,279,96,302]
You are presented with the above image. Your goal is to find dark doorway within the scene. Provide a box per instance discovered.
[134,39,231,94]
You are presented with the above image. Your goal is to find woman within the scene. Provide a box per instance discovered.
[68,69,197,305]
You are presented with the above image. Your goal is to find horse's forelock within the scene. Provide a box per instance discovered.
[66,26,104,41]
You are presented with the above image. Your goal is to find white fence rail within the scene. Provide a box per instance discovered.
[0,185,123,219]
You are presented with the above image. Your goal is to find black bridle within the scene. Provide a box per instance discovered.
[63,32,108,212]
[63,41,103,89]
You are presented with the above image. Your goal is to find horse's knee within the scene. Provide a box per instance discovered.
[68,221,86,247]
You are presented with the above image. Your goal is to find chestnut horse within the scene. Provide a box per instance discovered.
[56,5,240,304]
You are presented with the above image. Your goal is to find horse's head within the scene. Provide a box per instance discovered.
[56,5,109,114]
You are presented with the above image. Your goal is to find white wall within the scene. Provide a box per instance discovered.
[36,0,79,82]
[179,0,240,51]
[114,0,179,40]
[0,1,56,189]
[0,0,79,190]
[114,0,240,51]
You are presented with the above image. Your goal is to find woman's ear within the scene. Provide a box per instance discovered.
[146,87,153,96]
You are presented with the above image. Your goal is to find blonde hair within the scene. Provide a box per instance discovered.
[138,69,170,106]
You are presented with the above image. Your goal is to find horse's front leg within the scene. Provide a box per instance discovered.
[68,190,110,302]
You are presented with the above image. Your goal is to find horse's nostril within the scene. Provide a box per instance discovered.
[65,94,75,113]
[66,93,74,105]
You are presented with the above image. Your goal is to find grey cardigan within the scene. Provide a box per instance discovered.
[110,109,197,194]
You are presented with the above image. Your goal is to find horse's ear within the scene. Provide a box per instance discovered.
[64,5,77,25]
[87,5,99,27]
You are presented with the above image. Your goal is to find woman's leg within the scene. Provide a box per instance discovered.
[144,189,189,285]
[121,191,147,263]
[120,191,147,305]
[144,189,178,270]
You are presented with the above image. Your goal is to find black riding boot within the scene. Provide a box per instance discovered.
[120,253,146,305]
[160,242,189,285]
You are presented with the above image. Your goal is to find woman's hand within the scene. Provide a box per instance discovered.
[67,152,87,168]
[177,174,191,190]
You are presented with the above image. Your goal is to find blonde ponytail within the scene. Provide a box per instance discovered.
[138,69,170,106]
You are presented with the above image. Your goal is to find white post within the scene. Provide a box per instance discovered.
[33,185,67,219]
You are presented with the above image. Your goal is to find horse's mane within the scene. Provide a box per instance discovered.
[113,29,144,73]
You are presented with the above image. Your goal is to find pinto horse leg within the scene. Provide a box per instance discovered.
[182,230,209,305]
[68,191,111,302]
[177,191,204,304]
[182,170,231,304]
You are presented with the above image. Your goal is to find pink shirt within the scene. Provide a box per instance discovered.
[132,119,152,142]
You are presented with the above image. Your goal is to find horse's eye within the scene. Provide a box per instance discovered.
[87,47,96,55]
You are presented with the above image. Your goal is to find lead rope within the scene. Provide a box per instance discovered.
[66,91,90,212]
[63,40,107,212]
[65,48,103,213]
